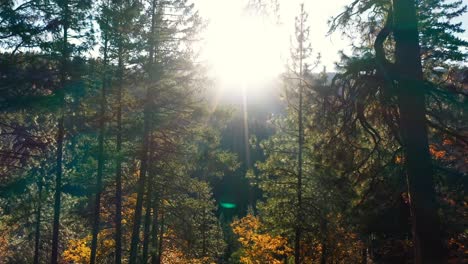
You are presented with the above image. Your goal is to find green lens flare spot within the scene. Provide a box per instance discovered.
[220,202,236,209]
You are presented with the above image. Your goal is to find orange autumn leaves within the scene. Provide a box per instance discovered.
[395,138,464,165]
[429,144,447,160]
[231,214,292,264]
[395,144,446,164]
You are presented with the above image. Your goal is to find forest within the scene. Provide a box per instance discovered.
[0,0,467,263]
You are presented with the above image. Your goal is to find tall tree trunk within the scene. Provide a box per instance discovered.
[156,207,165,264]
[295,4,305,264]
[33,175,43,264]
[361,247,367,264]
[320,242,327,264]
[51,113,64,264]
[90,25,109,264]
[320,220,327,264]
[150,193,160,264]
[128,91,151,263]
[392,0,444,263]
[201,206,207,258]
[129,0,157,262]
[142,148,155,263]
[142,195,152,263]
[51,2,69,262]
[114,24,124,264]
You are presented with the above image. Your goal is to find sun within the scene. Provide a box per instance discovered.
[200,1,286,89]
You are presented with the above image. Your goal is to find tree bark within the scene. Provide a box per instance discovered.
[361,247,367,264]
[128,90,151,264]
[392,0,445,263]
[33,175,43,264]
[295,4,305,264]
[142,194,152,263]
[201,207,207,258]
[142,150,156,263]
[320,220,327,264]
[114,23,124,264]
[90,23,109,264]
[51,2,69,261]
[51,114,64,264]
[129,0,158,262]
[156,208,165,264]
[320,242,327,264]
[150,193,160,264]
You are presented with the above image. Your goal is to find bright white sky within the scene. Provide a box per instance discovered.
[196,0,351,88]
[195,0,468,93]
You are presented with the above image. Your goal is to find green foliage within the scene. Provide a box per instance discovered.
[0,0,466,263]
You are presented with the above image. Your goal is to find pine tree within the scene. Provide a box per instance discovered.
[418,0,468,76]
[328,0,467,262]
[108,0,142,261]
[128,0,202,262]
[393,1,444,262]
[89,1,111,262]
[43,0,94,261]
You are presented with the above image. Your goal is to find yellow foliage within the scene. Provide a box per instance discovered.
[62,190,159,263]
[231,214,292,264]
[62,181,139,262]
[62,229,116,263]
[62,235,91,264]
[157,228,217,264]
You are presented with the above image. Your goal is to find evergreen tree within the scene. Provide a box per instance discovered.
[328,0,467,262]
[128,0,202,262]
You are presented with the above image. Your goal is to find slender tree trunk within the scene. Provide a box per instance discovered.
[142,149,155,263]
[51,2,69,261]
[129,0,157,262]
[51,115,64,264]
[392,0,444,263]
[295,4,305,264]
[90,25,109,264]
[129,92,151,263]
[114,28,124,264]
[156,208,165,264]
[33,175,43,264]
[361,247,367,264]
[320,220,327,264]
[201,207,207,258]
[142,196,152,263]
[150,193,160,264]
[320,242,327,264]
